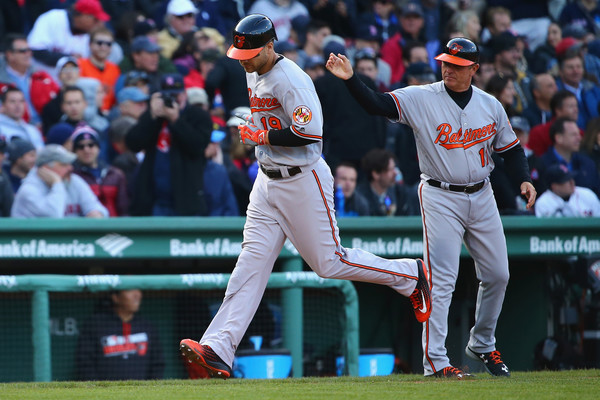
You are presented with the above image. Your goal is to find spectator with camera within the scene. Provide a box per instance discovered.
[125,73,211,216]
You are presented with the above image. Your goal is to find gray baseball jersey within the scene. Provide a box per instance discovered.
[248,57,323,167]
[200,57,422,367]
[389,82,519,184]
[389,82,516,375]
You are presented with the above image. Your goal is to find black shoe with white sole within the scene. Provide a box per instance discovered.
[465,346,511,377]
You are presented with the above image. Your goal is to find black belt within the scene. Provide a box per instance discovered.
[427,179,486,194]
[260,165,302,179]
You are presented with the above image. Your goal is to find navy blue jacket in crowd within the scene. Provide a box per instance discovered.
[76,311,165,381]
[203,160,239,216]
[125,105,211,216]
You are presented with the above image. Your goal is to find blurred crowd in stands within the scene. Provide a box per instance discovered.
[0,0,600,220]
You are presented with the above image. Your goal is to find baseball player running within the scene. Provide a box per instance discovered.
[179,14,432,379]
[326,38,536,379]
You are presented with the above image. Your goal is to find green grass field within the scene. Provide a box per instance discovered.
[2,370,599,400]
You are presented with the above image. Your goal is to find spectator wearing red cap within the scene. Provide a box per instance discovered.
[555,35,600,88]
[531,22,562,74]
[27,0,110,68]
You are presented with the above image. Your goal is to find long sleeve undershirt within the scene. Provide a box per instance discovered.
[343,73,532,185]
[268,127,320,147]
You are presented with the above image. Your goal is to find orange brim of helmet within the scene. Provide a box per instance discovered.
[227,45,263,60]
[434,53,475,66]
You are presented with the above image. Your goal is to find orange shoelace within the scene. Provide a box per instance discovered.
[489,351,504,365]
[442,366,463,376]
[409,288,422,308]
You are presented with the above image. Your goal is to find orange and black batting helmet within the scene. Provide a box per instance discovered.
[227,14,278,60]
[435,37,479,66]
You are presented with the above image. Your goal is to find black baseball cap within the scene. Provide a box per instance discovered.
[489,31,518,55]
[160,73,185,94]
[124,70,150,86]
[545,164,573,185]
[509,116,530,133]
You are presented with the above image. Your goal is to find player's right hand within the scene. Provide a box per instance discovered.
[325,53,353,80]
[236,112,268,146]
[239,123,268,146]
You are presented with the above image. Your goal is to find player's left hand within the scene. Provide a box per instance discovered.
[238,121,269,146]
[520,182,537,209]
[325,53,354,80]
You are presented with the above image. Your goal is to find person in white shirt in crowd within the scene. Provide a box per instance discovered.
[536,164,600,217]
[11,144,108,218]
[0,87,44,149]
[27,0,111,70]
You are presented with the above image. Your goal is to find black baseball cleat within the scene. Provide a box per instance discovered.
[431,366,475,379]
[465,347,511,377]
[409,259,432,323]
[180,339,232,379]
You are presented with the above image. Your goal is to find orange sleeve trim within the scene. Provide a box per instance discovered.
[494,138,519,152]
[292,125,321,140]
[387,92,402,120]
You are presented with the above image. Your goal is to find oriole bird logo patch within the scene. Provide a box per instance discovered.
[293,105,312,125]
[234,35,246,48]
[449,43,463,55]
